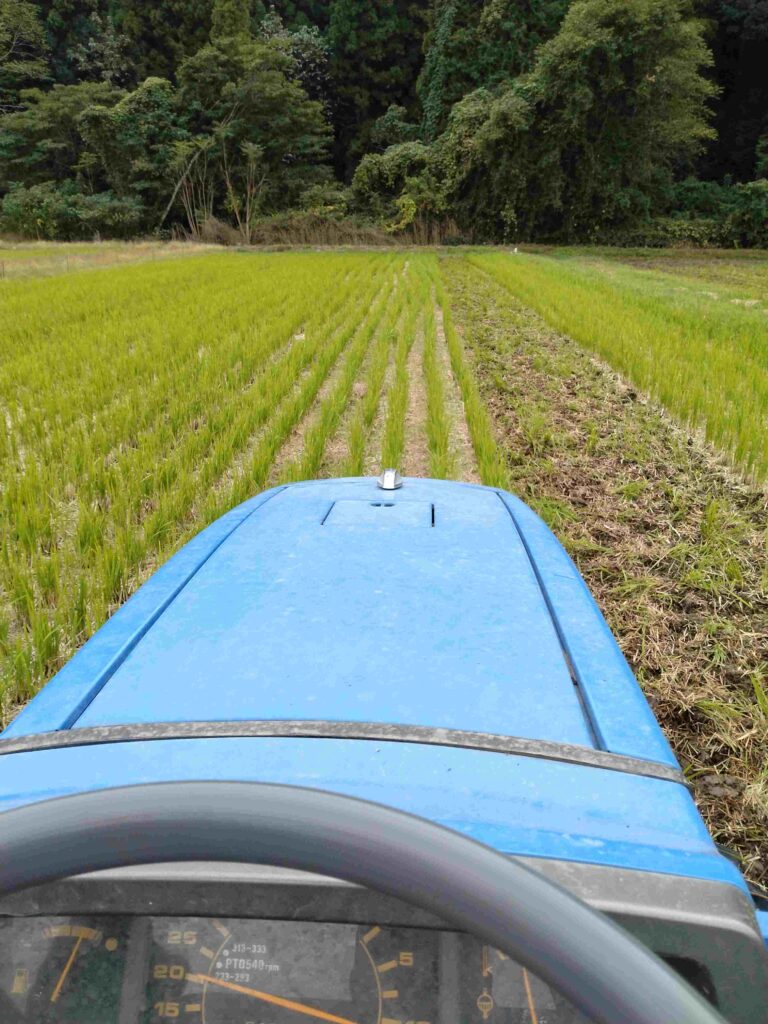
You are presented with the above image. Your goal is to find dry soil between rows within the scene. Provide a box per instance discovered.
[401,318,431,477]
[434,301,481,483]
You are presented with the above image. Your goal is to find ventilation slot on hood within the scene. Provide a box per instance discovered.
[322,499,434,528]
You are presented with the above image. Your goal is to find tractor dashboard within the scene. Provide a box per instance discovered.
[0,861,764,1023]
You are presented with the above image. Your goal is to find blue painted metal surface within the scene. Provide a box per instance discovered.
[756,911,768,950]
[0,738,747,891]
[74,480,593,742]
[0,477,741,893]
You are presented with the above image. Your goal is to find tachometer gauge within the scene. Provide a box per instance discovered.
[146,918,438,1024]
[0,917,128,1024]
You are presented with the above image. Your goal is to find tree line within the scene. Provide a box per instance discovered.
[0,0,766,244]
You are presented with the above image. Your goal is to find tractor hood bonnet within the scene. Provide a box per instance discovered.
[5,479,675,770]
[76,480,594,741]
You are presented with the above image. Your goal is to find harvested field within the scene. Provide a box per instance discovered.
[1,246,766,883]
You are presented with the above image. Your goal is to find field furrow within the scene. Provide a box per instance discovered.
[379,280,422,472]
[423,298,454,479]
[401,314,430,477]
[433,301,480,483]
[326,292,403,478]
[362,340,398,479]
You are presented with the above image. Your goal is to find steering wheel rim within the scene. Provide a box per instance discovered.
[0,781,726,1024]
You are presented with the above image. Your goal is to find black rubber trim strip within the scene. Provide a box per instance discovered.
[0,720,687,785]
[495,491,602,749]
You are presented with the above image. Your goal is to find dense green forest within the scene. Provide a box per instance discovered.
[0,0,766,243]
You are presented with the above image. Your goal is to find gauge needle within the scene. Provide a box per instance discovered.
[522,968,539,1024]
[186,973,358,1024]
[50,936,83,1003]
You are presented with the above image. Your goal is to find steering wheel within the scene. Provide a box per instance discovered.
[0,781,727,1024]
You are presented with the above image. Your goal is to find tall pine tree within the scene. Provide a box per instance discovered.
[0,0,48,107]
[697,0,768,181]
[327,0,427,176]
[118,0,267,80]
[419,0,569,139]
[272,1,329,30]
[175,0,331,226]
[119,0,217,80]
[210,0,250,40]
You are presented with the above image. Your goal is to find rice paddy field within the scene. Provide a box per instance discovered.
[1,244,767,881]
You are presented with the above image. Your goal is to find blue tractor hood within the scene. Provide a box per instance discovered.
[45,480,622,741]
[0,479,747,892]
[1,478,676,752]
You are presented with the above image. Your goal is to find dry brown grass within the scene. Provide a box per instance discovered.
[0,240,213,280]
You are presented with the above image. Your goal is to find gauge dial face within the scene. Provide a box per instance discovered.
[0,917,128,1024]
[145,918,437,1024]
[457,939,589,1024]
